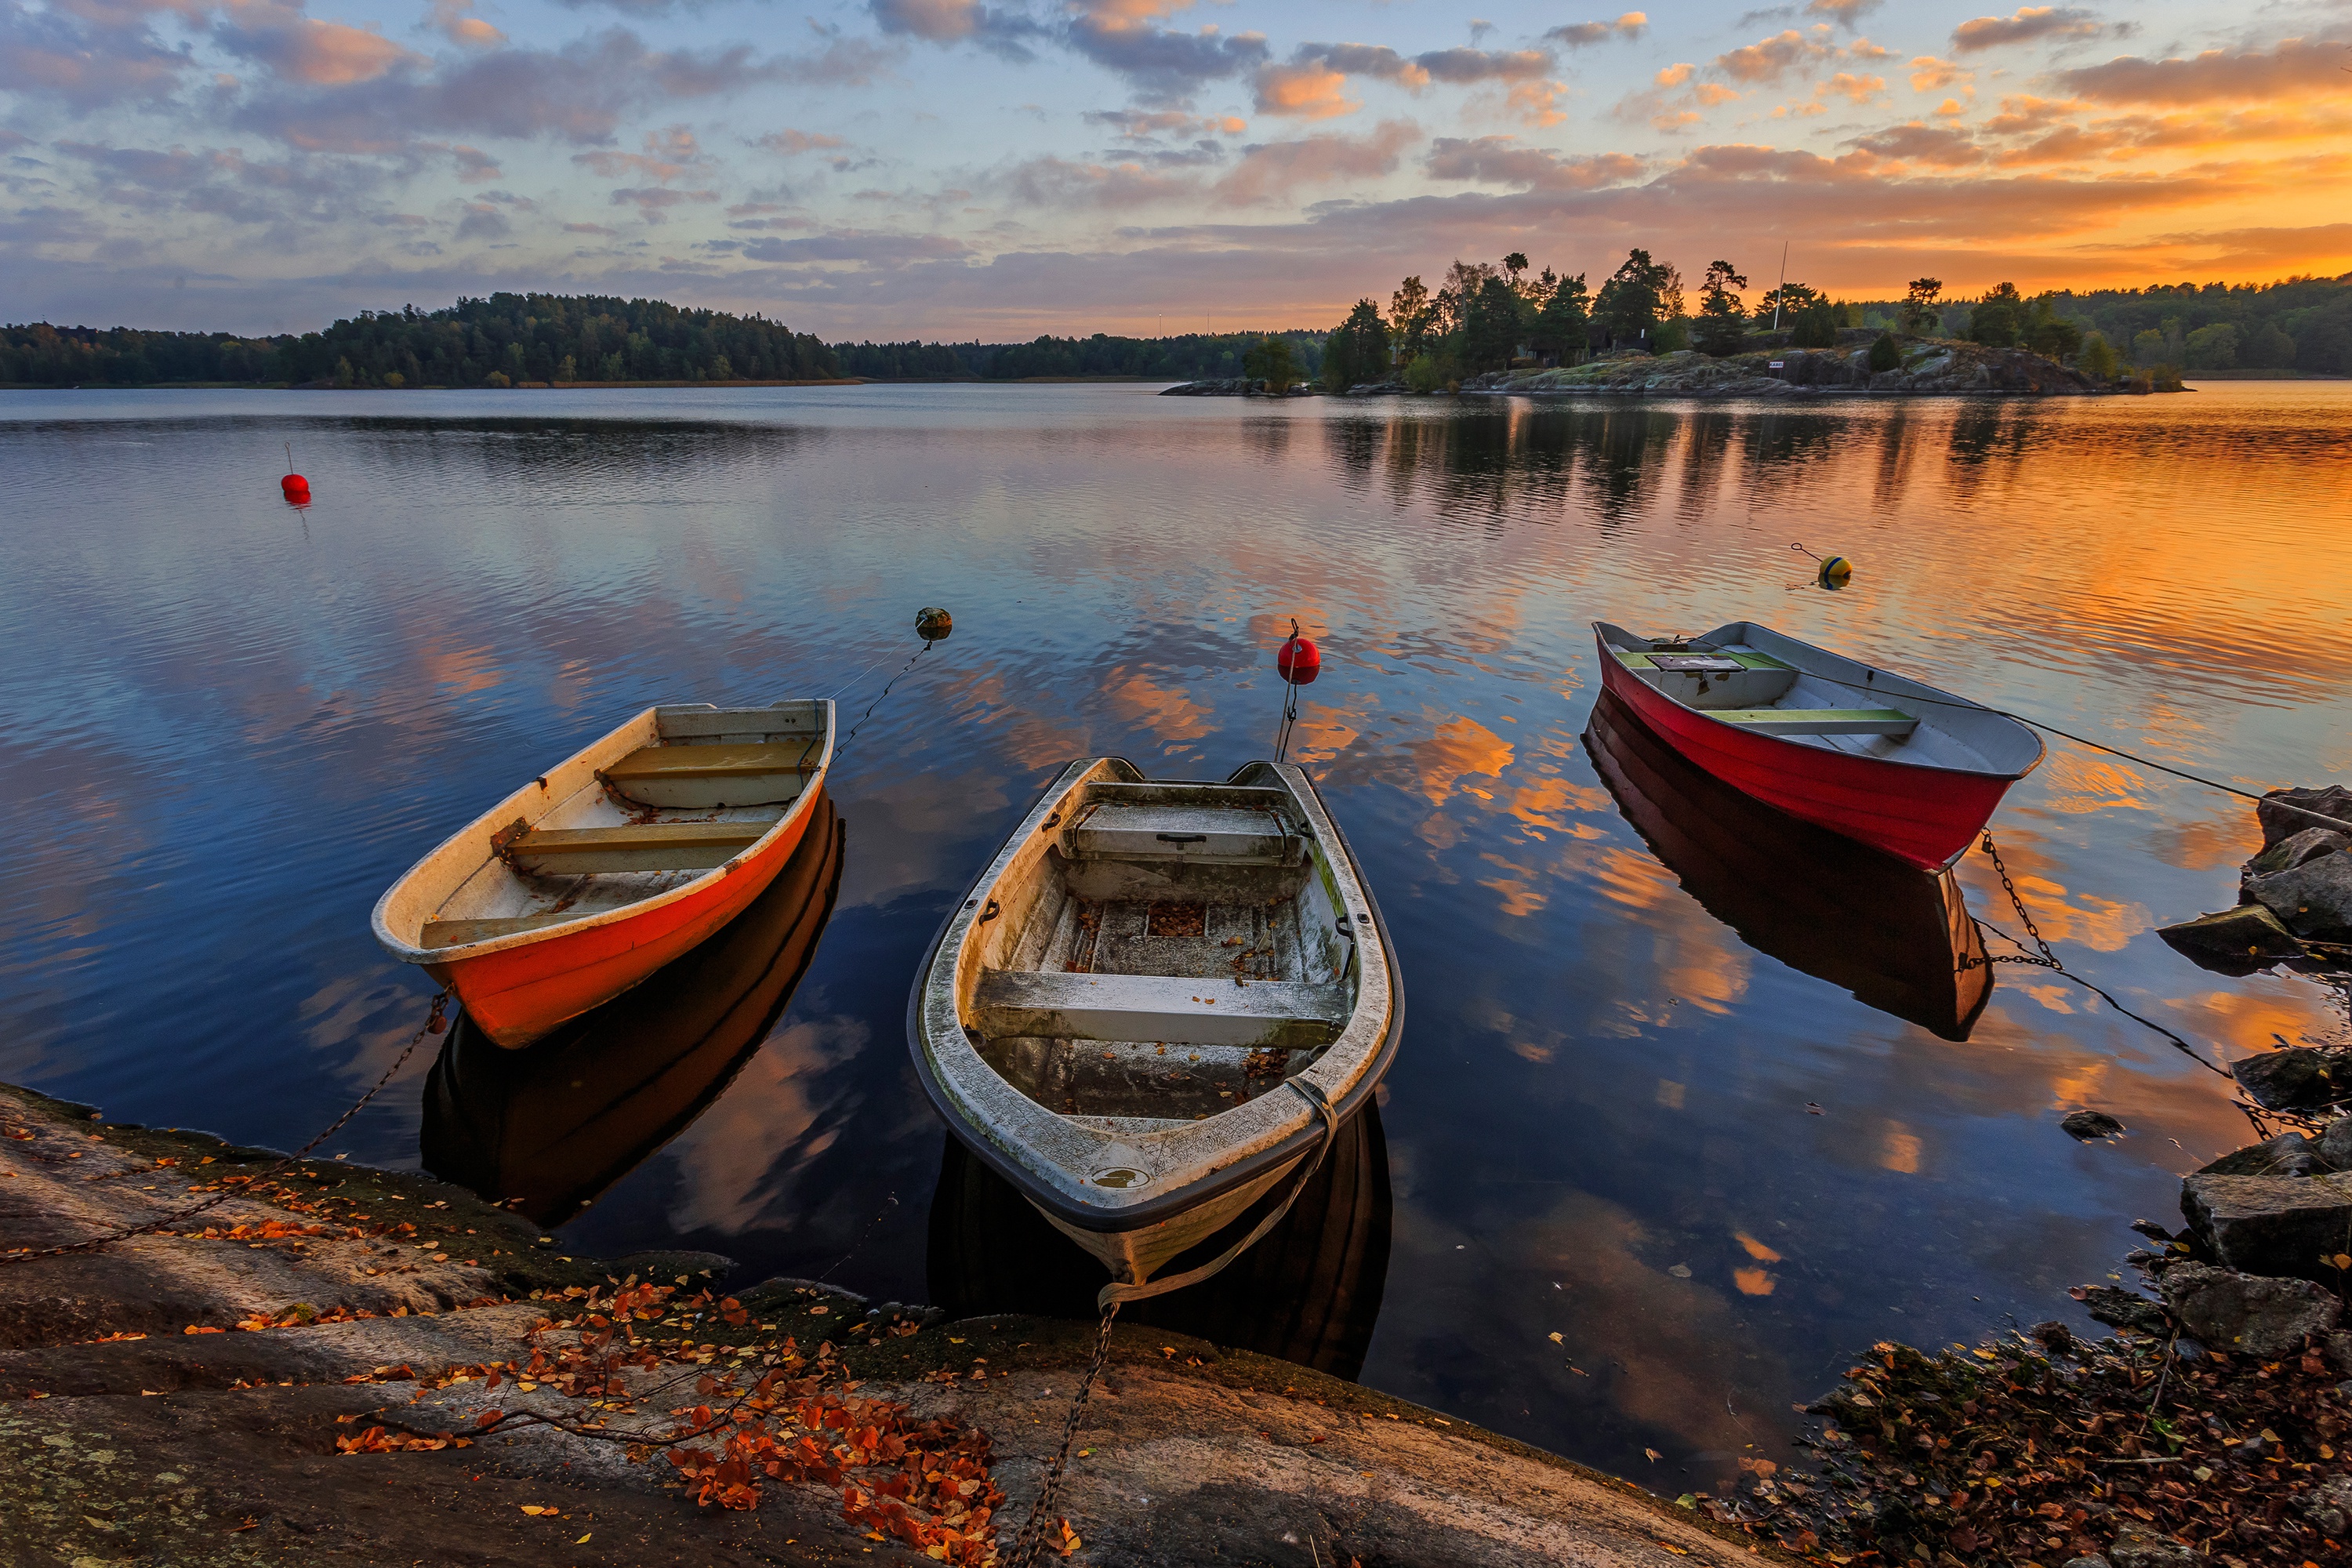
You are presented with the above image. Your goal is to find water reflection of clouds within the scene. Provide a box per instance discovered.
[9,387,2352,1493]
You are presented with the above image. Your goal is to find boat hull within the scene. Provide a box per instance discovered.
[426,808,814,1047]
[1584,691,1991,1040]
[1595,636,2015,869]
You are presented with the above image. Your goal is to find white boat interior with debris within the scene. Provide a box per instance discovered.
[909,758,1401,1299]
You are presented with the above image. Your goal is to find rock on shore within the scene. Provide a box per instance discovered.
[1159,379,1317,397]
[2158,785,2352,973]
[0,1083,1762,1566]
[1462,341,2098,398]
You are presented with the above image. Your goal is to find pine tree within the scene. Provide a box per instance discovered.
[1693,260,1750,357]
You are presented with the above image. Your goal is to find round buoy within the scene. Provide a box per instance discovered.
[915,606,953,642]
[1817,554,1853,589]
[281,472,310,501]
[1277,628,1320,685]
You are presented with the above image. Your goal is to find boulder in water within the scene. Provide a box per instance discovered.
[2196,1131,2328,1178]
[2245,846,2352,940]
[2230,1046,2352,1111]
[2257,785,2352,850]
[2156,902,2309,975]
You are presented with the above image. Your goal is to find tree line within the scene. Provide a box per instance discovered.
[833,331,1324,383]
[1311,258,2352,391]
[2,294,838,388]
[6,274,2346,388]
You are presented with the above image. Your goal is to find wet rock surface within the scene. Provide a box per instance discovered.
[2157,902,2309,975]
[2229,1047,2352,1112]
[0,1083,1761,1567]
[2061,1109,2125,1141]
[2158,786,2352,974]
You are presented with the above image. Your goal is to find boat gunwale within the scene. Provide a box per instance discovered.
[1590,620,2045,784]
[904,757,1403,1236]
[369,699,837,965]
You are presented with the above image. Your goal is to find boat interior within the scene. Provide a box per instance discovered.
[417,702,829,949]
[962,769,1360,1127]
[1596,620,2005,771]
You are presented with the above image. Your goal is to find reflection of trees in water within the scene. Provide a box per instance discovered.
[337,416,832,485]
[1321,414,1383,499]
[1242,413,1294,466]
[1669,411,1737,524]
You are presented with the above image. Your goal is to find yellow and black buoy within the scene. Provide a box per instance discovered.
[915,606,953,643]
[1792,543,1854,590]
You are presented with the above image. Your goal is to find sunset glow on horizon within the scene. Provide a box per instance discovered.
[2,0,2349,336]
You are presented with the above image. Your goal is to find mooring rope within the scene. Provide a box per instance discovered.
[1000,1076,1345,1566]
[0,988,451,1266]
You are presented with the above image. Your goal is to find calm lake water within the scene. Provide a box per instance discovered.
[5,381,2350,1494]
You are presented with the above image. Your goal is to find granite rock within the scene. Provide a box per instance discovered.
[2181,1170,2352,1281]
[2158,1261,2341,1357]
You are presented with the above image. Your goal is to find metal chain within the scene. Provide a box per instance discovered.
[1983,831,2057,965]
[0,989,449,1267]
[1004,1299,1121,1568]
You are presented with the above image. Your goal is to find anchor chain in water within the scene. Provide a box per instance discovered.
[1004,1299,1121,1568]
[0,988,450,1267]
[1958,833,2233,1085]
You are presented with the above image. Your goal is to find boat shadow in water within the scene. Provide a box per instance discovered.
[1583,690,1993,1042]
[420,793,844,1225]
[927,1102,1392,1381]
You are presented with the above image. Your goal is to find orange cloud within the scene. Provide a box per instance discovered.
[1253,63,1359,120]
[277,17,418,85]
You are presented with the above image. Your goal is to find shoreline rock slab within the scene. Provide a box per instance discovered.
[0,1082,1768,1567]
[1462,339,2100,399]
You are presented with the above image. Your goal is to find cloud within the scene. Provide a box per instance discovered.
[212,8,424,86]
[1064,0,1269,100]
[1907,55,1971,93]
[1254,62,1358,119]
[230,29,897,154]
[1716,27,1837,85]
[574,125,706,182]
[1214,119,1421,204]
[0,0,196,109]
[609,185,718,221]
[1846,121,1983,165]
[429,0,503,47]
[2057,37,2350,105]
[1544,13,1646,48]
[1004,154,1194,208]
[1424,136,1646,191]
[1951,7,2103,54]
[1817,71,1886,105]
[1413,47,1552,85]
[1083,107,1246,140]
[1806,0,1879,25]
[756,129,849,154]
[866,0,1040,56]
[455,201,510,240]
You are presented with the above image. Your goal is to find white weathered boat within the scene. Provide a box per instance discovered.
[909,759,1401,1305]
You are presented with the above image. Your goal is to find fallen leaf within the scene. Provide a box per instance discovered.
[520,1504,557,1516]
[1645,1447,1662,1461]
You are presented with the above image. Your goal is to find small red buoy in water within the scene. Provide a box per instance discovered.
[281,473,310,502]
[1276,621,1320,685]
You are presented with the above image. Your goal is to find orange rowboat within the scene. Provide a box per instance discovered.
[372,700,834,1047]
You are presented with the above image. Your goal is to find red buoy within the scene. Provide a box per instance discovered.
[1276,625,1320,686]
[281,473,310,502]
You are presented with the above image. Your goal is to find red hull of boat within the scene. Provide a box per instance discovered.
[424,801,817,1047]
[1595,652,2013,869]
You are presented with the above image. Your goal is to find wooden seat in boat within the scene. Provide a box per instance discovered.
[600,742,813,808]
[1066,804,1292,862]
[972,968,1348,1049]
[502,821,768,874]
[1711,707,1918,737]
[418,911,583,949]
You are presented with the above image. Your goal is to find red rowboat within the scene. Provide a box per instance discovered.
[372,700,833,1047]
[1592,621,2041,869]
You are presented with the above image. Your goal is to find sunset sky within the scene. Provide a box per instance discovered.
[3,0,2349,337]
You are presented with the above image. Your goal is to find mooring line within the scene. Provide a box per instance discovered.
[1004,1299,1122,1568]
[1963,832,2231,1080]
[0,988,451,1266]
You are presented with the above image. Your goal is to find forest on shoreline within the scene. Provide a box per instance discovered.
[3,272,2347,389]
